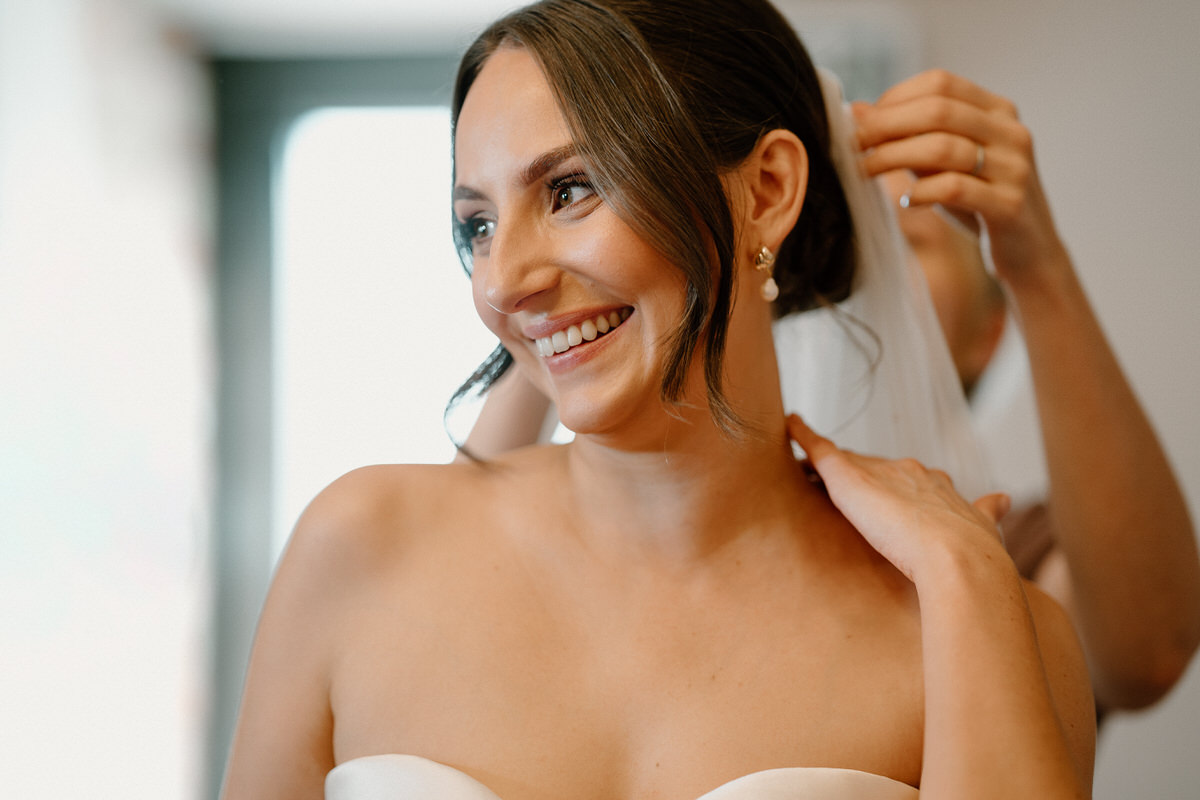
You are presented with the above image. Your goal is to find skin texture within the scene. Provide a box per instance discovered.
[221,50,1095,800]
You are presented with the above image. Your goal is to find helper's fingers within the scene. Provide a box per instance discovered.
[854,94,998,153]
[972,492,1013,526]
[872,69,1018,118]
[859,131,994,183]
[786,414,840,464]
[896,170,1025,226]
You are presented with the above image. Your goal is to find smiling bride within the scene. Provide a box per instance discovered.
[220,2,1095,798]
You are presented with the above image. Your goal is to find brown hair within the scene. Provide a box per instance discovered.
[448,0,854,430]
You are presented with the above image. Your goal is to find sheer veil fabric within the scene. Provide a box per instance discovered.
[774,70,993,503]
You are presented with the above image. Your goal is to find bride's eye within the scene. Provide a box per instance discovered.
[458,216,495,243]
[549,174,596,212]
[470,218,495,240]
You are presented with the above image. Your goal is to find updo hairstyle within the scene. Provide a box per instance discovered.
[449,0,854,430]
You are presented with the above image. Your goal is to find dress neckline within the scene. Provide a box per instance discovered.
[326,753,919,799]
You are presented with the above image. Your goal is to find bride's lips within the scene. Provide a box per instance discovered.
[522,307,633,366]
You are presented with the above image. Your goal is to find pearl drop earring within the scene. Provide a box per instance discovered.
[755,245,779,302]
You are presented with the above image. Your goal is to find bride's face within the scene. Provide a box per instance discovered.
[452,46,695,437]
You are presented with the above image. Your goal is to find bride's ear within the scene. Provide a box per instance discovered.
[737,129,808,251]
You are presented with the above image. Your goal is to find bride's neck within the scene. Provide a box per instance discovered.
[555,306,803,564]
[560,409,810,566]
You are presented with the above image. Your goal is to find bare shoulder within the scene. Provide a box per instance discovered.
[284,461,486,577]
[1022,578,1097,785]
[280,450,556,583]
[223,460,494,799]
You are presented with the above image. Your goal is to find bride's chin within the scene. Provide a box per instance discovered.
[553,393,645,441]
[553,403,613,439]
[558,397,692,448]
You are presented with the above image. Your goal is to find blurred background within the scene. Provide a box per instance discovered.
[1,0,1196,797]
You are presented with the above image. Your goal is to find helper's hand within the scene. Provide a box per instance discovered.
[787,414,1010,583]
[852,69,1070,289]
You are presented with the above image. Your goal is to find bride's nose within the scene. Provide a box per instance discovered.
[481,222,560,313]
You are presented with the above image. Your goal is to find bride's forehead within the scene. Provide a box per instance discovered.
[455,48,571,161]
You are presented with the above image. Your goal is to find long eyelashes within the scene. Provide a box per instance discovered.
[455,170,598,251]
[548,172,596,212]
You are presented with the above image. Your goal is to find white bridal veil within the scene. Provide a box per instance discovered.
[774,71,992,501]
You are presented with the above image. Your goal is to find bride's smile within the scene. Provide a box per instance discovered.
[530,307,632,358]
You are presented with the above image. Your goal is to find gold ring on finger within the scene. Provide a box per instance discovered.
[970,143,986,177]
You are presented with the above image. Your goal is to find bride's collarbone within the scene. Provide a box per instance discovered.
[330,509,924,796]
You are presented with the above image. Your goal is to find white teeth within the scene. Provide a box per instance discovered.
[552,330,569,353]
[533,309,630,358]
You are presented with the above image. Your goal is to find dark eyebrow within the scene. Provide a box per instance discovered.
[520,144,578,185]
[452,144,580,204]
[452,185,486,203]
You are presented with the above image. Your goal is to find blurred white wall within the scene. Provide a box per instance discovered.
[0,0,212,797]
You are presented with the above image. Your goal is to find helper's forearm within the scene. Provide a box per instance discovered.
[457,368,553,462]
[1008,253,1200,708]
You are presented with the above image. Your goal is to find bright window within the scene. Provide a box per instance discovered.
[272,107,498,556]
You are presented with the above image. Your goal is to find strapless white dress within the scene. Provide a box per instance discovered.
[326,754,919,799]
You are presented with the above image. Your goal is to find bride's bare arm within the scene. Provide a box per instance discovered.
[221,469,390,799]
[789,415,1095,799]
[915,527,1095,798]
